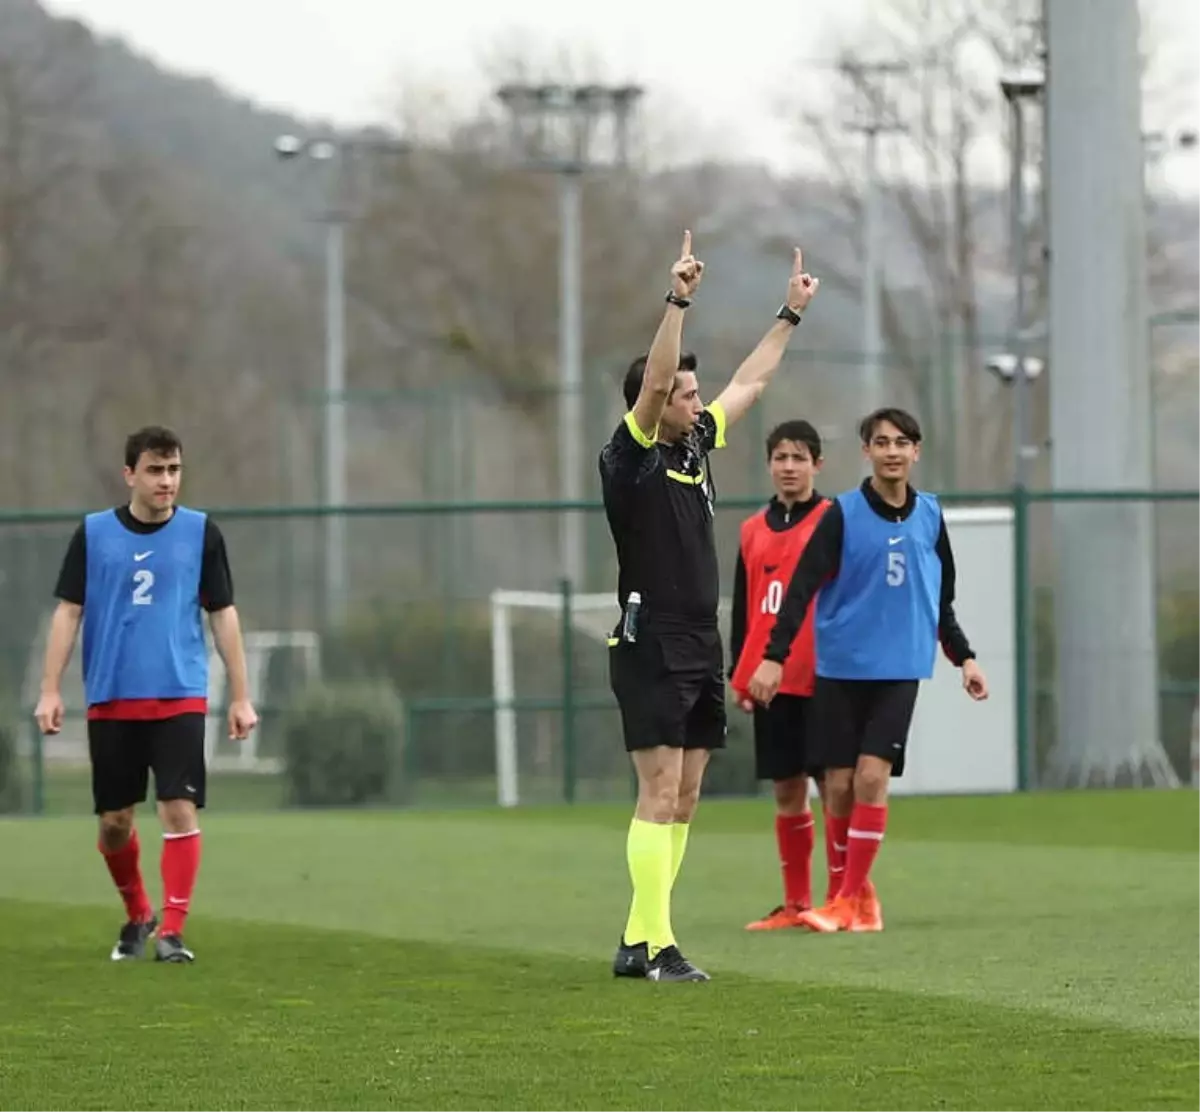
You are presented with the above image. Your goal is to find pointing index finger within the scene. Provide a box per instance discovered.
[792,246,803,276]
[681,229,692,259]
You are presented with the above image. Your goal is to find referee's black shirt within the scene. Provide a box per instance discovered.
[598,403,728,626]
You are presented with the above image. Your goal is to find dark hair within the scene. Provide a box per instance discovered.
[125,425,183,469]
[621,351,698,410]
[766,419,822,461]
[859,407,922,445]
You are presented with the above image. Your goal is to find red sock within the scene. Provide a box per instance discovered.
[775,812,815,908]
[841,803,888,900]
[824,813,850,902]
[160,830,202,937]
[100,828,153,923]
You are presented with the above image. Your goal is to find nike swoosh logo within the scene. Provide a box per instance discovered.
[134,551,153,561]
[888,537,903,545]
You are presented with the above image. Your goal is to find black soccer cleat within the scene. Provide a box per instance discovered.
[646,945,709,982]
[612,937,650,978]
[110,915,158,962]
[154,934,195,964]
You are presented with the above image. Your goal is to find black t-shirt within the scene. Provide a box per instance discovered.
[54,505,235,612]
[598,405,726,625]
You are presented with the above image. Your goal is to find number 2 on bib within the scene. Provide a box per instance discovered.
[760,579,784,615]
[132,568,155,605]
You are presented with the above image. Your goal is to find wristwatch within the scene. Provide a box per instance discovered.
[665,291,692,309]
[776,304,802,326]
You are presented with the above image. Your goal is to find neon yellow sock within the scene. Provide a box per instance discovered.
[623,818,675,953]
[670,822,690,888]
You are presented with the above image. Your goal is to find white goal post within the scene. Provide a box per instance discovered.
[490,590,619,807]
[204,630,322,772]
[21,620,321,775]
[489,506,1020,808]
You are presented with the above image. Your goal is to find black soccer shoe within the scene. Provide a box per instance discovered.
[110,915,158,962]
[612,937,650,978]
[646,945,709,982]
[154,934,195,964]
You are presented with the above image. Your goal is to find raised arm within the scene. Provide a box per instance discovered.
[629,230,705,440]
[711,247,820,429]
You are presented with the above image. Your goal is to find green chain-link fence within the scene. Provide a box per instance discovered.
[0,488,1194,815]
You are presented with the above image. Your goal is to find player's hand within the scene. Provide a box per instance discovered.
[228,698,259,740]
[747,660,784,706]
[34,692,64,735]
[962,659,989,701]
[670,229,705,299]
[785,247,820,313]
[736,693,755,714]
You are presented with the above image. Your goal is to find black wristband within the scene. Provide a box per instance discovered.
[666,291,692,309]
[776,303,802,326]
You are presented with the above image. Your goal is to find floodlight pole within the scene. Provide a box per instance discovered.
[273,132,408,626]
[494,84,644,591]
[999,69,1045,790]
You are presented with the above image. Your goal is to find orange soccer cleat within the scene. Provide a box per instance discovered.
[745,904,809,931]
[796,894,858,933]
[849,880,883,932]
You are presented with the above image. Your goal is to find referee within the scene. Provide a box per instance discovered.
[600,230,820,982]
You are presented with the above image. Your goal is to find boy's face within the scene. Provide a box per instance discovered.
[769,439,820,500]
[863,419,920,483]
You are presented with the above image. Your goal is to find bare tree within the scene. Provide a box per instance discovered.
[345,67,719,503]
[775,0,1043,488]
[780,0,1196,489]
[0,12,108,505]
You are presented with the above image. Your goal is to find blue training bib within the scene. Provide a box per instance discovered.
[81,507,209,705]
[815,488,942,680]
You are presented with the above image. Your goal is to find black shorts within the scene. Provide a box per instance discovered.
[808,678,919,777]
[752,693,814,782]
[609,626,726,752]
[88,713,207,814]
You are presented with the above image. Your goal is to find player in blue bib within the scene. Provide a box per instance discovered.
[34,426,258,965]
[748,407,989,933]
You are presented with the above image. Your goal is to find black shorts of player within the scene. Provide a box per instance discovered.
[609,624,726,753]
[752,693,818,782]
[88,713,207,814]
[808,677,919,778]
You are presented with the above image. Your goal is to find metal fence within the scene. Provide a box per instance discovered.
[0,489,1195,814]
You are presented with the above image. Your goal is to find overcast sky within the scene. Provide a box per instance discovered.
[40,0,1200,192]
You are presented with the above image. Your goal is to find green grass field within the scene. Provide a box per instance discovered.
[0,790,1196,1110]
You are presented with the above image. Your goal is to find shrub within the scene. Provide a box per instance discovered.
[325,598,612,783]
[281,681,406,807]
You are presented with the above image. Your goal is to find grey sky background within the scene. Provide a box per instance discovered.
[41,0,1200,194]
